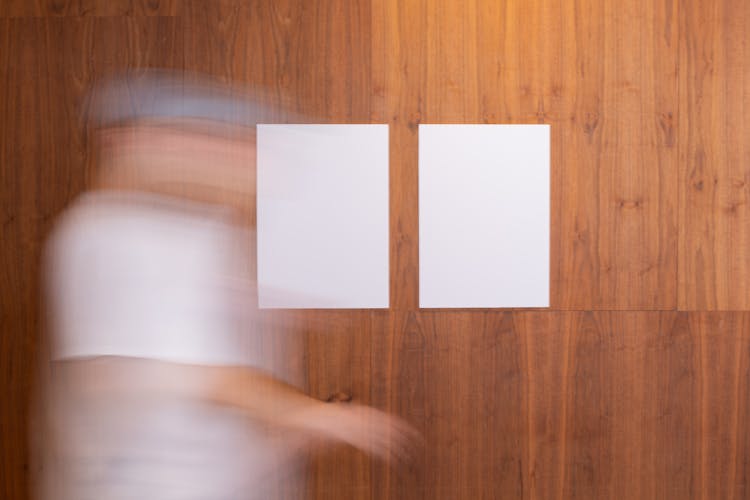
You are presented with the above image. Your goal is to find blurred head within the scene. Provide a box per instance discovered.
[87,70,271,215]
[95,117,257,210]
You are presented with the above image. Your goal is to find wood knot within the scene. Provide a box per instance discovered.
[582,111,600,136]
[616,198,643,209]
[407,113,421,131]
[724,201,745,214]
[658,111,675,147]
[326,391,353,403]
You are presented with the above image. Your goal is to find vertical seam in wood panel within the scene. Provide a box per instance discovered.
[518,311,533,500]
[368,309,375,500]
[698,316,706,500]
[557,313,571,500]
[728,313,744,500]
[735,312,750,498]
[722,1,730,311]
[677,0,684,310]
[675,0,681,311]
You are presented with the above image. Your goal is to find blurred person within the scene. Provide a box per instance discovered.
[34,72,414,500]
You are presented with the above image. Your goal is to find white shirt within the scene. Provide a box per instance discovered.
[43,190,283,500]
[46,190,252,366]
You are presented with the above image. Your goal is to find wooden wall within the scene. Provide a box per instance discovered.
[2,0,750,499]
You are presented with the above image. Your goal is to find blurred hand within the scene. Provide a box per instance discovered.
[293,402,420,465]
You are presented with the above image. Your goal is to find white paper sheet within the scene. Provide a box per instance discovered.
[257,124,389,308]
[419,124,550,308]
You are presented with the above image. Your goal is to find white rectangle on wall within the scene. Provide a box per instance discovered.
[257,124,389,308]
[419,124,550,308]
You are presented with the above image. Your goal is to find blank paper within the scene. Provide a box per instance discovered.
[257,124,389,309]
[419,124,550,308]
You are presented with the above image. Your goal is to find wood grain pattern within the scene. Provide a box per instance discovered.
[371,312,750,500]
[679,0,750,310]
[0,0,180,17]
[2,1,750,500]
[379,0,678,310]
[1,18,69,500]
[554,0,679,309]
[0,14,183,500]
[376,0,423,310]
[305,311,377,500]
[183,4,383,500]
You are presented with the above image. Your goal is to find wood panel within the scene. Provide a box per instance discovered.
[0,14,184,500]
[689,313,750,499]
[379,0,678,310]
[182,3,383,499]
[183,0,378,121]
[555,0,679,309]
[372,312,750,500]
[371,311,529,499]
[679,0,750,310]
[1,17,72,500]
[372,0,422,310]
[0,0,180,17]
[304,311,378,500]
[0,19,44,500]
[2,1,750,500]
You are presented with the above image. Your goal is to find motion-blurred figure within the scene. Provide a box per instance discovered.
[35,72,414,500]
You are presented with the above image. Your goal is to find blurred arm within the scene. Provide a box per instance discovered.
[53,357,414,462]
